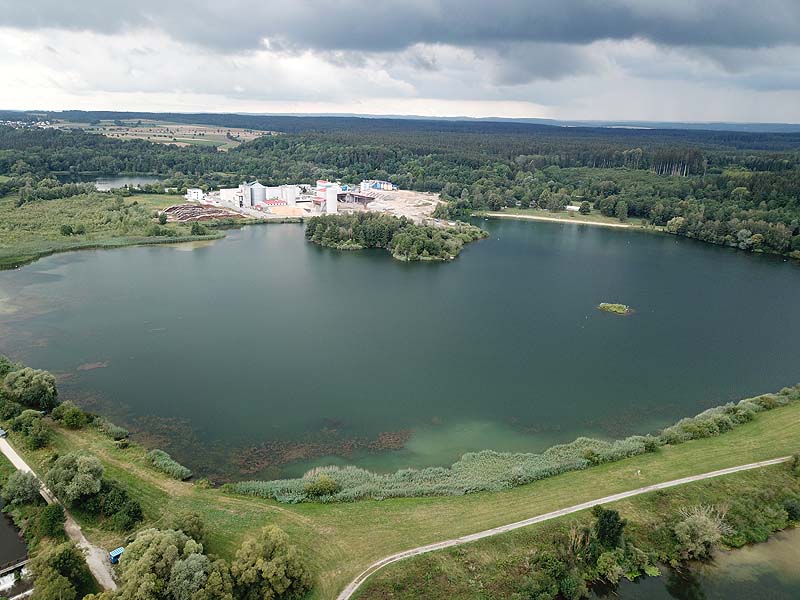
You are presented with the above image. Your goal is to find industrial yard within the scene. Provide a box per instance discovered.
[187,179,443,224]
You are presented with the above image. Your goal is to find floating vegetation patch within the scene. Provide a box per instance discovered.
[598,302,633,315]
[77,361,109,371]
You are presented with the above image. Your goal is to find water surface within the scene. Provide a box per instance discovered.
[593,528,800,599]
[0,219,798,479]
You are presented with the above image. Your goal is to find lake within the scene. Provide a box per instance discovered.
[592,528,800,599]
[0,219,799,480]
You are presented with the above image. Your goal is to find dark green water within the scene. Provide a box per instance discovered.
[1,219,799,479]
[592,528,800,599]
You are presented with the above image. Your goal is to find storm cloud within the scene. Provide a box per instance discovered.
[2,0,799,53]
[0,1,799,121]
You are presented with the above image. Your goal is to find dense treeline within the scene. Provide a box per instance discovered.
[305,213,487,261]
[2,118,800,258]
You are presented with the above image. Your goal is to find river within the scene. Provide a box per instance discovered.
[0,219,798,481]
[592,528,800,599]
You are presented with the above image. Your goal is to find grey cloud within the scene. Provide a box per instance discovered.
[2,1,799,54]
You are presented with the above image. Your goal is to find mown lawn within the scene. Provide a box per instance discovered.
[8,399,799,599]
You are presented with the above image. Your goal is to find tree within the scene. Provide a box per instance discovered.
[168,553,210,600]
[0,354,21,379]
[37,504,67,538]
[190,222,207,236]
[592,505,626,548]
[117,528,197,600]
[45,453,104,505]
[2,470,41,505]
[10,410,51,450]
[579,201,591,215]
[166,511,206,545]
[3,367,59,410]
[674,505,732,560]
[159,212,168,225]
[615,200,628,222]
[30,569,77,600]
[29,542,92,599]
[231,526,311,600]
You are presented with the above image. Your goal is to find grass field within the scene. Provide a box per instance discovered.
[7,398,799,599]
[0,192,222,269]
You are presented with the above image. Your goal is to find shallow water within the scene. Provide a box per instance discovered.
[0,219,799,479]
[593,528,800,599]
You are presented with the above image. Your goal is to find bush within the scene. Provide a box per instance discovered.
[166,511,206,545]
[0,398,22,420]
[674,505,733,560]
[791,453,800,477]
[303,474,340,498]
[783,498,800,521]
[146,449,192,480]
[94,417,128,440]
[52,401,89,429]
[2,470,41,505]
[10,409,51,450]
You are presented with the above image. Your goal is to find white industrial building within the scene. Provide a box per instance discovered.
[219,182,300,209]
[314,180,340,214]
[185,188,204,202]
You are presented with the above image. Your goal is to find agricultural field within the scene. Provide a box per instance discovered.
[54,118,274,150]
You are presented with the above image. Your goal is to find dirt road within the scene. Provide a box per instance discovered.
[336,455,791,600]
[0,438,117,591]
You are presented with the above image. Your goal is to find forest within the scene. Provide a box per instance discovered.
[305,213,487,261]
[1,113,799,258]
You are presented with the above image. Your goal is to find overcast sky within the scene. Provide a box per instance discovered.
[1,1,799,122]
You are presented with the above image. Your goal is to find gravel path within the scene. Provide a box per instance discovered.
[336,456,792,600]
[0,438,117,591]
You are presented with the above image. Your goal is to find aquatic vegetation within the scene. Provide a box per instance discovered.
[146,449,193,480]
[228,386,800,503]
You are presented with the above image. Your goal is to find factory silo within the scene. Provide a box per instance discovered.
[251,182,267,204]
[326,186,338,214]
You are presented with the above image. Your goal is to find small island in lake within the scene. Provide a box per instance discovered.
[305,212,488,262]
[598,302,633,315]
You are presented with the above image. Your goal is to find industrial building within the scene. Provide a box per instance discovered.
[185,188,204,201]
[360,180,398,193]
[219,182,300,209]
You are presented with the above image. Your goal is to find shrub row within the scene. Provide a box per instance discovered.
[146,449,193,480]
[228,385,800,504]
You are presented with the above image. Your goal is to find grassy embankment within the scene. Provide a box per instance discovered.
[0,192,273,270]
[354,464,800,599]
[7,398,799,600]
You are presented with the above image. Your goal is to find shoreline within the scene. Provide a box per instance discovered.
[478,211,645,229]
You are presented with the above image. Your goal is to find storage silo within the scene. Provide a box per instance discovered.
[251,182,266,204]
[326,186,338,214]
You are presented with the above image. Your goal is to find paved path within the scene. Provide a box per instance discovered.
[336,456,791,600]
[0,438,117,591]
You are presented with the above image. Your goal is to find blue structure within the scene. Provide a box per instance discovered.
[108,547,124,564]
